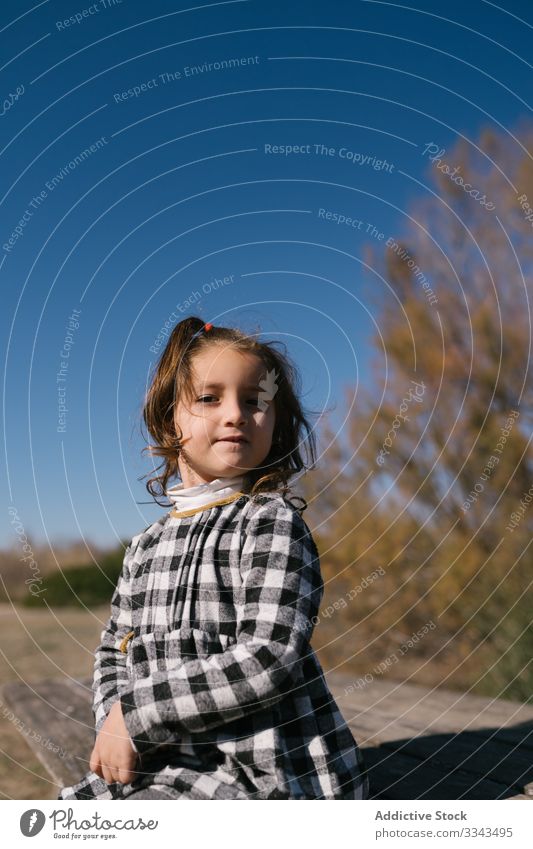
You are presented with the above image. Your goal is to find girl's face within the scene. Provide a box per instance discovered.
[173,345,276,487]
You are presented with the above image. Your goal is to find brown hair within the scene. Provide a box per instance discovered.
[140,315,319,510]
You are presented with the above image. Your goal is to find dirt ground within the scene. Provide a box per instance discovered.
[0,603,109,800]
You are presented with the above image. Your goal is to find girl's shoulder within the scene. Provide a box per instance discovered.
[240,490,311,530]
[123,513,169,563]
[240,491,320,562]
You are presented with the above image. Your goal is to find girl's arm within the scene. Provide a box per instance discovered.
[92,539,136,735]
[119,500,324,757]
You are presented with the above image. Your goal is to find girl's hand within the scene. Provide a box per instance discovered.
[89,700,138,785]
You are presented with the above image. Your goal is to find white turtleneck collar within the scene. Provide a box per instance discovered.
[166,474,246,517]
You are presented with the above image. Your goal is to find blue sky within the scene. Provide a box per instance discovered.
[1,0,532,549]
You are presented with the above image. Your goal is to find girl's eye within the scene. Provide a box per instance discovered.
[196,396,260,406]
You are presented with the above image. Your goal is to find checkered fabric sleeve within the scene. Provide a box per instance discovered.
[119,499,324,756]
[92,538,136,737]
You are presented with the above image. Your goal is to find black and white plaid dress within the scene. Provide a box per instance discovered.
[58,492,369,800]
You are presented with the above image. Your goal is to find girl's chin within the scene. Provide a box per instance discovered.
[205,455,250,476]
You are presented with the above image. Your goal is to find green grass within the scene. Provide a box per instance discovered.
[23,544,128,607]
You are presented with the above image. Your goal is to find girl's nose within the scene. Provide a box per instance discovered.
[221,400,247,425]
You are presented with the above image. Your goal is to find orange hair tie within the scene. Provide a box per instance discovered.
[191,321,214,342]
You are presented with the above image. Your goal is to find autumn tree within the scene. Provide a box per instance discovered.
[303,122,533,700]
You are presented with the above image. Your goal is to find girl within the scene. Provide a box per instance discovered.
[58,316,369,800]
